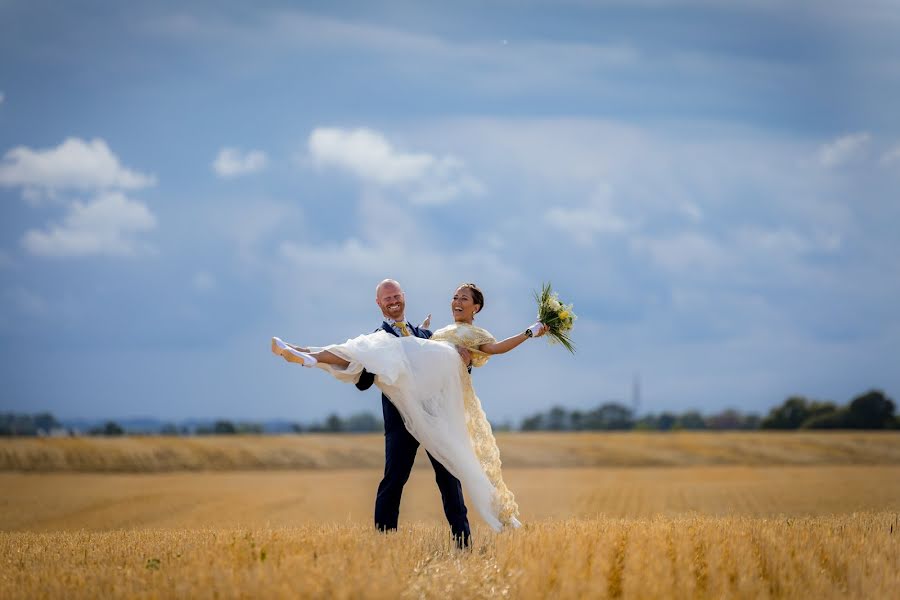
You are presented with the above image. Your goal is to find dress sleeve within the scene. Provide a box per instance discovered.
[468,326,497,368]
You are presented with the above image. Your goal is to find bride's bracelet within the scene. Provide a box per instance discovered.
[524,322,542,338]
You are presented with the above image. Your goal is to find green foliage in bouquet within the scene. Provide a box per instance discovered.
[534,282,576,354]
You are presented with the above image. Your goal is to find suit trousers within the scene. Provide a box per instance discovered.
[375,394,471,547]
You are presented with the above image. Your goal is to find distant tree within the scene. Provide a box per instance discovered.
[520,414,543,431]
[633,414,659,431]
[236,422,264,434]
[742,414,762,429]
[845,390,896,429]
[342,412,381,432]
[570,410,584,431]
[800,408,847,429]
[545,406,569,431]
[657,412,678,431]
[159,423,180,436]
[324,413,343,433]
[583,403,634,430]
[706,408,744,430]
[90,421,124,436]
[33,412,60,434]
[761,396,831,429]
[676,411,707,430]
[0,413,30,435]
[213,420,236,435]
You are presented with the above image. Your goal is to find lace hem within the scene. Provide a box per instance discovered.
[457,361,520,527]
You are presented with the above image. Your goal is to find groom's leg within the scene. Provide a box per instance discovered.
[375,397,419,532]
[427,452,471,548]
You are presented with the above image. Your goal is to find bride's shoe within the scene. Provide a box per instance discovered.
[272,337,318,367]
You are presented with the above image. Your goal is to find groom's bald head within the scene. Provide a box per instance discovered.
[376,279,405,321]
[376,279,402,298]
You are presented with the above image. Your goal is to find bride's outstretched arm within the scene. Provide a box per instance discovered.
[478,323,548,355]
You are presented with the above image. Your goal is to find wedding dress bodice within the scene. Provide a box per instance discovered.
[431,323,496,368]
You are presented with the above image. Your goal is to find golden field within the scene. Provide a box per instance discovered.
[2,431,900,472]
[3,515,898,599]
[2,432,899,599]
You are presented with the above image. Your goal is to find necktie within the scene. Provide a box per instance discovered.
[396,322,410,337]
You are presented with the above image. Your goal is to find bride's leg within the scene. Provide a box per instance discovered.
[308,349,350,367]
[272,337,350,368]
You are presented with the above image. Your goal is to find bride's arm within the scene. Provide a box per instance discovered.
[478,323,548,355]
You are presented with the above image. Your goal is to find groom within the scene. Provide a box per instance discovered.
[355,279,472,547]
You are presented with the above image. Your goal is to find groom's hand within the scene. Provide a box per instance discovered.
[455,346,472,368]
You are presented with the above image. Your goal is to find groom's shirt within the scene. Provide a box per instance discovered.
[385,318,413,337]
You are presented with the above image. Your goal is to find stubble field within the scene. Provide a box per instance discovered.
[1,432,898,598]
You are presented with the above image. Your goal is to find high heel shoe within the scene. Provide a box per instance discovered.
[272,337,318,367]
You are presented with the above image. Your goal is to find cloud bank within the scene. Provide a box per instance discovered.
[0,137,156,195]
[308,127,483,205]
[1,138,158,258]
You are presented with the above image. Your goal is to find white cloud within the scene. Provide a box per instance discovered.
[22,192,157,258]
[544,185,631,245]
[0,137,156,195]
[212,147,268,178]
[1,138,160,259]
[308,127,483,205]
[309,127,433,185]
[817,132,871,168]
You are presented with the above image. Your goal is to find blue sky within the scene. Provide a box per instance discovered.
[2,0,899,423]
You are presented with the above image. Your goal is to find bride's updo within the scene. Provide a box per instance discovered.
[458,282,484,313]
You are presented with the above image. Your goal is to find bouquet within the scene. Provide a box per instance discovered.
[534,282,576,353]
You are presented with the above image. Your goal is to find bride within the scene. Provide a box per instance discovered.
[271,282,547,531]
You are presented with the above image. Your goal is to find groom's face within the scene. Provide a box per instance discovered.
[376,282,406,321]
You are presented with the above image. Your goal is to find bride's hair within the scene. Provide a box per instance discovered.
[457,282,484,313]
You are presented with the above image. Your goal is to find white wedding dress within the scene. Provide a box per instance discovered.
[309,323,520,531]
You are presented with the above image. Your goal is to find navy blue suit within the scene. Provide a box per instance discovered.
[355,321,471,547]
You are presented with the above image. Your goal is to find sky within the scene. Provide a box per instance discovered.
[1,0,899,424]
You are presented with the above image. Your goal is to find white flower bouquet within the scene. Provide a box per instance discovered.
[534,282,576,353]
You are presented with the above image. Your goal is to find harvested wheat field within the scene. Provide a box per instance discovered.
[1,515,898,599]
[2,433,899,598]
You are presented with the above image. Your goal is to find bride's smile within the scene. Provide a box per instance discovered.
[451,287,481,324]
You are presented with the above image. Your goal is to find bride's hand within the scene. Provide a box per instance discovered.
[421,314,432,330]
[455,345,472,368]
[528,323,550,338]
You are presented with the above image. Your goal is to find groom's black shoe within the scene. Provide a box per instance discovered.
[453,531,472,550]
[453,528,471,550]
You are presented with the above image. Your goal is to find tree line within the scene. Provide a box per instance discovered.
[2,389,896,436]
[520,389,896,431]
[0,411,385,436]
